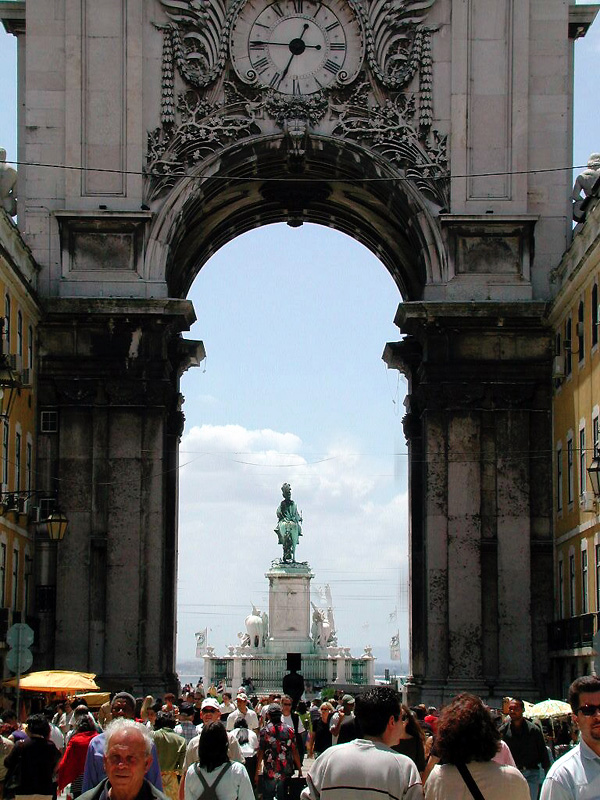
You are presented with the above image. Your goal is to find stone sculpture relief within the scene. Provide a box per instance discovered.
[147,0,448,205]
[0,148,17,217]
[572,153,600,224]
[244,604,269,649]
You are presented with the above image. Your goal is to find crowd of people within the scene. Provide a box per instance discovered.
[0,675,596,799]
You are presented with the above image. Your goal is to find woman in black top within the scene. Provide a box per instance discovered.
[309,703,334,758]
[392,704,427,774]
[4,714,61,799]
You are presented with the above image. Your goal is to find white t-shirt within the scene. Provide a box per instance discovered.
[226,708,259,732]
[283,714,305,735]
[302,739,422,800]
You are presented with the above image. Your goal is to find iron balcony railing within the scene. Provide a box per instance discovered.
[548,611,600,651]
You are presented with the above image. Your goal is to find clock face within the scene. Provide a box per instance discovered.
[230,0,364,95]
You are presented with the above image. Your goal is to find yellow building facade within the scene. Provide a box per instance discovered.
[550,190,600,698]
[0,208,41,677]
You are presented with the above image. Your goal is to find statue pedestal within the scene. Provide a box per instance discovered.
[266,562,314,655]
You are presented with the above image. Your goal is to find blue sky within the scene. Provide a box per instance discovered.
[1,7,599,667]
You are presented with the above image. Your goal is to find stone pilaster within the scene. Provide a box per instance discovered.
[384,301,554,705]
[36,298,201,693]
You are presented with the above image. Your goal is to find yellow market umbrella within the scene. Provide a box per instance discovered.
[526,699,572,719]
[74,691,111,707]
[2,670,100,693]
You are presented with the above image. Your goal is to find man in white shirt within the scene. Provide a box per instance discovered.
[302,686,423,800]
[540,675,600,799]
[226,693,259,733]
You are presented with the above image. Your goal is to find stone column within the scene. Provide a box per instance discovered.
[384,301,554,705]
[36,298,202,693]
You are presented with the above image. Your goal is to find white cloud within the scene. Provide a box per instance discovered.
[176,423,409,666]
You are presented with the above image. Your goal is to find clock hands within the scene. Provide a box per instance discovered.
[250,40,321,49]
[280,22,310,82]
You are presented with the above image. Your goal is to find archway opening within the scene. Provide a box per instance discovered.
[175,222,409,685]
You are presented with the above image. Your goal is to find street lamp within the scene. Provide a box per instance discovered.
[45,510,68,541]
[587,456,600,498]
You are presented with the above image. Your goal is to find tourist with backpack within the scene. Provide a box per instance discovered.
[183,722,253,800]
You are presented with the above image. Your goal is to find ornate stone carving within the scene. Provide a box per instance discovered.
[147,85,261,198]
[350,0,437,92]
[149,0,447,204]
[330,80,448,208]
[572,153,600,224]
[0,148,17,217]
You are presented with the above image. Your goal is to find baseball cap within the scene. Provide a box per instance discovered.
[342,694,355,705]
[237,692,248,701]
[201,698,220,711]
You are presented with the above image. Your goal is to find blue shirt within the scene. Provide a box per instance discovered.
[82,732,163,792]
[540,740,600,799]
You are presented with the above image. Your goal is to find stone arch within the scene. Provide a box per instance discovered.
[146,134,446,300]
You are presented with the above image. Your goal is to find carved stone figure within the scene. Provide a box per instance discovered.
[0,148,17,217]
[261,611,269,646]
[572,153,600,223]
[244,604,264,649]
[311,602,333,648]
[275,483,302,562]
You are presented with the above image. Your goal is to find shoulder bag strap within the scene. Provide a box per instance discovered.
[193,762,210,791]
[455,763,486,800]
[210,762,231,791]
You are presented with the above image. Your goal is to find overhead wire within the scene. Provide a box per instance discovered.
[2,157,594,184]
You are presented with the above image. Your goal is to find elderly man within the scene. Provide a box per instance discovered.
[178,698,244,800]
[78,719,168,800]
[540,675,600,799]
[82,693,163,792]
[226,694,259,733]
[301,687,422,800]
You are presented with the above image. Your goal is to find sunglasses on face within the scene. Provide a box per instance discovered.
[578,704,600,716]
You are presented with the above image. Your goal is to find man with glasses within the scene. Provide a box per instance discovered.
[540,675,600,799]
[280,696,306,764]
[501,698,550,799]
[226,693,259,733]
[178,699,244,800]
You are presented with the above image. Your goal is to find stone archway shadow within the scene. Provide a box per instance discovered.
[145,134,447,301]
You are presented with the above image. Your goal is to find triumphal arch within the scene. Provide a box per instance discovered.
[1,0,595,701]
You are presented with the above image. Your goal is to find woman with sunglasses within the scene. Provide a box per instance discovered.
[391,705,428,775]
[308,703,334,759]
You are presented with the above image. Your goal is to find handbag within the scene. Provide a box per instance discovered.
[455,763,486,800]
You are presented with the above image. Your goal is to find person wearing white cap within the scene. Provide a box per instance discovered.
[226,694,259,734]
[178,699,244,800]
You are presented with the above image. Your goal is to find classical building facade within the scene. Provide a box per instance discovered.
[0,0,597,699]
[549,184,600,698]
[0,208,41,677]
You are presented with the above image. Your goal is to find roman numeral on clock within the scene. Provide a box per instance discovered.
[325,21,340,31]
[330,42,346,50]
[269,71,282,87]
[271,2,284,16]
[324,59,340,74]
[254,57,269,73]
[292,0,304,12]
